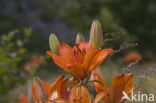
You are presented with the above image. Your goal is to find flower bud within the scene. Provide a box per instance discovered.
[89,20,103,49]
[76,33,85,44]
[32,77,48,101]
[49,34,59,55]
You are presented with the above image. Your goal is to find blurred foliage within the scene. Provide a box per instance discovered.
[0,29,43,102]
[0,0,155,58]
[59,0,156,57]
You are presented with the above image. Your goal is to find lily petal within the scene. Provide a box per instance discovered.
[42,81,51,97]
[91,71,107,93]
[50,76,65,100]
[109,74,125,103]
[68,85,91,103]
[89,49,114,71]
[83,49,101,71]
[32,80,51,102]
[66,63,86,80]
[76,42,93,53]
[127,85,140,96]
[123,73,133,93]
[50,98,67,103]
[59,43,74,63]
[47,51,69,72]
[93,91,109,103]
[50,76,76,101]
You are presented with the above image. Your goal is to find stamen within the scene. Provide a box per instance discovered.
[73,46,86,63]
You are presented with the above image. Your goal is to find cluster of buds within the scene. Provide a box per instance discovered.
[21,20,139,103]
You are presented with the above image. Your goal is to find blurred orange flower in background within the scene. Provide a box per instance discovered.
[23,57,43,72]
[19,94,30,103]
[124,52,142,63]
[30,57,43,65]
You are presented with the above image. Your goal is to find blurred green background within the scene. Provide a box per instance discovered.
[0,0,156,102]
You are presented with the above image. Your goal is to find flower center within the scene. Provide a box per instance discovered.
[73,47,86,63]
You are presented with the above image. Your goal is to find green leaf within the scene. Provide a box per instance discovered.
[16,39,23,47]
[30,65,37,71]
[0,54,10,63]
[6,43,14,50]
[13,57,21,62]
[18,48,26,54]
[24,28,32,37]
[0,47,3,52]
[6,30,18,41]
[0,67,5,74]
[11,63,17,69]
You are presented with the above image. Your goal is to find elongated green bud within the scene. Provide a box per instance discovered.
[89,20,103,49]
[49,34,59,55]
[33,77,48,101]
[76,33,85,44]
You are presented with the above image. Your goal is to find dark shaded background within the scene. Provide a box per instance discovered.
[0,0,156,57]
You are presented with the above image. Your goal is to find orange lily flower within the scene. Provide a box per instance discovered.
[92,71,139,103]
[32,76,76,103]
[47,42,114,80]
[19,94,30,103]
[32,75,93,103]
